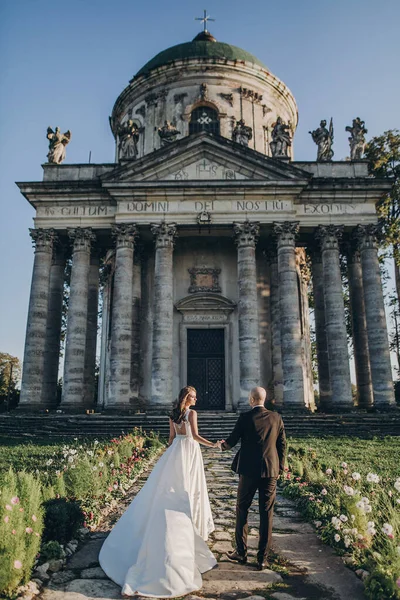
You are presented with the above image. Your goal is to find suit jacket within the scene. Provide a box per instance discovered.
[222,407,286,478]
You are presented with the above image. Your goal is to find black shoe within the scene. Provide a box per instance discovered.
[256,561,268,571]
[226,551,247,564]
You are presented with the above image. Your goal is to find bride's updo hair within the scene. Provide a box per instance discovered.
[170,386,196,424]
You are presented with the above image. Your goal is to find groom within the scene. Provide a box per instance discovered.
[220,387,286,570]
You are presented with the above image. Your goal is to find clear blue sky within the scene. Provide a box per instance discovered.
[0,0,399,362]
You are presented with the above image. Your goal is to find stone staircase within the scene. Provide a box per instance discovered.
[0,410,400,439]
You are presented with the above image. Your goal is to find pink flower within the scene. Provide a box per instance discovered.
[11,529,16,535]
[35,532,40,537]
[32,515,37,522]
[5,504,12,511]
[25,527,33,534]
[19,508,24,512]
[321,488,328,496]
[396,577,400,589]
[4,516,9,523]
[13,560,22,570]
[11,497,19,505]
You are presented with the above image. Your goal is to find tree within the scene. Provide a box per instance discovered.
[365,130,400,305]
[0,353,21,410]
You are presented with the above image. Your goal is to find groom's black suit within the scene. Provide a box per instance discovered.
[222,406,286,563]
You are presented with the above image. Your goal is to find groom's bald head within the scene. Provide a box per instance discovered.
[250,387,267,405]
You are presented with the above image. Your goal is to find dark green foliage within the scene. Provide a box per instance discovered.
[42,498,84,544]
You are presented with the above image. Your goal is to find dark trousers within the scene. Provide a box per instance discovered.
[235,475,277,562]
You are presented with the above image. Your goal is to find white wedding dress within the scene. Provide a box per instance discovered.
[99,409,217,597]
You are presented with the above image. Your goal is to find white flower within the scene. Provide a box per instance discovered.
[367,521,375,528]
[343,528,350,534]
[326,468,333,475]
[351,528,358,535]
[331,517,341,530]
[107,450,113,455]
[382,523,394,536]
[344,536,351,548]
[351,514,356,522]
[71,464,76,469]
[364,504,372,513]
[343,485,354,496]
[46,459,53,466]
[341,462,348,468]
[352,472,361,481]
[55,470,60,476]
[68,456,74,463]
[357,533,365,540]
[314,521,322,528]
[99,462,104,468]
[394,479,400,492]
[321,488,328,496]
[396,499,400,505]
[92,466,97,472]
[334,534,341,542]
[87,450,94,457]
[366,473,380,483]
[367,526,376,536]
[94,440,99,445]
[361,497,370,504]
[110,463,114,468]
[340,515,348,522]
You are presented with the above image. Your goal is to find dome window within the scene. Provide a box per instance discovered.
[189,107,220,135]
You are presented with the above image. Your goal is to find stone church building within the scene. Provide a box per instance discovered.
[17,29,395,413]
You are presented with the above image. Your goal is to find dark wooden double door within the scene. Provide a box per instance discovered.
[187,329,225,410]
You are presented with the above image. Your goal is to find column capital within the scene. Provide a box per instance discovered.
[233,220,260,248]
[354,224,381,251]
[273,221,299,247]
[151,222,178,249]
[112,223,138,249]
[29,228,56,252]
[68,227,96,252]
[316,224,344,251]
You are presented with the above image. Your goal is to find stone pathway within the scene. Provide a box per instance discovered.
[39,449,366,600]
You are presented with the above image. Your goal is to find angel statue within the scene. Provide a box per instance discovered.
[232,119,252,147]
[345,117,368,160]
[46,127,71,164]
[270,117,292,157]
[118,120,140,160]
[309,119,334,162]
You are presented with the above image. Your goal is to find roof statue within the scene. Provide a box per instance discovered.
[46,127,71,164]
[346,117,368,160]
[118,120,140,160]
[270,117,292,158]
[232,120,253,147]
[158,121,180,146]
[309,119,334,162]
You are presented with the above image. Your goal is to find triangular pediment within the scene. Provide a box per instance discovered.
[101,133,312,184]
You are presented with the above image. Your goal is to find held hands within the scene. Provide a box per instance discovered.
[212,439,225,449]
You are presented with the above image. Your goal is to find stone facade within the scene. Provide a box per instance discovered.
[17,32,395,413]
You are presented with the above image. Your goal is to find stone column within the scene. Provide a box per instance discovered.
[107,224,138,410]
[347,247,373,408]
[265,246,284,407]
[131,248,142,407]
[62,228,96,410]
[150,222,177,411]
[42,243,66,408]
[20,228,56,408]
[83,252,100,408]
[316,225,352,409]
[356,225,395,408]
[273,222,305,408]
[310,248,332,409]
[234,221,261,410]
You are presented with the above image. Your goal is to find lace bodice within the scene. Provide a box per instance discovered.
[173,409,193,438]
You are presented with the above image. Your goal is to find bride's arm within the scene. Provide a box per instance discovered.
[168,418,176,447]
[188,410,216,447]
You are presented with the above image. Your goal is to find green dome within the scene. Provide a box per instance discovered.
[135,33,267,78]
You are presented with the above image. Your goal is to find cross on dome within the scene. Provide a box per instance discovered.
[195,9,215,33]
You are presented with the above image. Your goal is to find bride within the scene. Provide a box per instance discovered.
[99,386,220,597]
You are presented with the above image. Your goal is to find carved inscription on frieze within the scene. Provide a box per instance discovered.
[39,206,112,217]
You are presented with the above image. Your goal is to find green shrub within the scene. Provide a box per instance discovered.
[0,469,43,597]
[42,498,84,544]
[39,540,64,562]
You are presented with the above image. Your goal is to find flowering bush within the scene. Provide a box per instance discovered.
[0,469,44,597]
[0,429,164,596]
[282,437,400,600]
